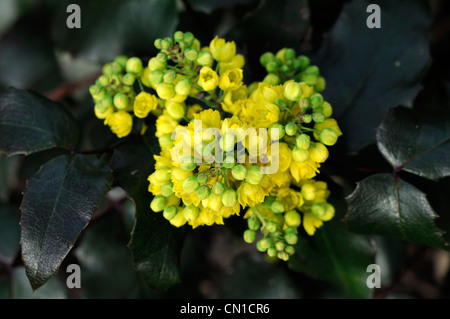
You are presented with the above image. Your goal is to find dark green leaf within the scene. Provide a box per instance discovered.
[0,88,80,156]
[289,218,375,298]
[51,0,178,61]
[110,137,185,290]
[0,10,61,92]
[345,174,447,249]
[377,107,450,181]
[0,204,21,264]
[75,213,145,298]
[20,154,113,290]
[315,0,431,151]
[189,0,258,14]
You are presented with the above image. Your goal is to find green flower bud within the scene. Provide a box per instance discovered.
[310,93,324,108]
[285,245,295,256]
[231,164,247,181]
[113,93,129,109]
[100,95,113,109]
[319,128,338,146]
[221,189,238,207]
[89,84,100,96]
[262,196,276,209]
[296,134,311,150]
[263,74,280,85]
[126,57,143,75]
[298,97,310,109]
[314,76,326,92]
[183,32,195,47]
[245,166,263,185]
[267,247,277,258]
[301,74,317,86]
[284,48,296,61]
[247,217,261,230]
[161,37,173,50]
[302,114,312,124]
[312,112,325,123]
[98,74,110,87]
[163,205,178,220]
[284,210,301,227]
[321,203,335,221]
[256,237,272,252]
[183,204,200,222]
[219,133,236,152]
[265,221,277,233]
[161,183,174,197]
[122,73,135,86]
[275,241,285,251]
[268,123,285,141]
[265,61,279,73]
[311,203,326,218]
[175,78,192,96]
[174,30,184,42]
[156,83,176,100]
[284,82,302,101]
[180,156,196,171]
[309,142,329,163]
[196,51,213,66]
[321,101,333,118]
[280,65,290,73]
[163,70,177,84]
[154,38,162,49]
[285,122,298,136]
[110,61,123,74]
[102,63,112,75]
[150,195,166,212]
[278,251,289,261]
[271,200,285,213]
[292,147,310,163]
[184,48,198,61]
[294,55,310,71]
[212,181,225,195]
[260,52,275,67]
[197,185,211,200]
[197,173,208,184]
[284,227,298,235]
[182,175,200,193]
[304,65,319,76]
[285,233,298,245]
[92,88,106,102]
[148,57,166,72]
[243,229,256,244]
[148,70,164,86]
[223,157,235,169]
[301,184,316,201]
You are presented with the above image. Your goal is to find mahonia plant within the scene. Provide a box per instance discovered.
[89,31,342,261]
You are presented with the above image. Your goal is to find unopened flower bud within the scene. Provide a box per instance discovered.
[183,32,195,47]
[174,30,184,42]
[321,203,335,221]
[302,114,312,123]
[265,221,277,233]
[312,112,325,123]
[183,175,200,193]
[223,157,235,169]
[221,189,238,207]
[163,70,177,84]
[212,181,225,195]
[304,65,319,76]
[148,57,166,71]
[166,101,186,120]
[321,101,332,118]
[311,203,326,218]
[163,205,178,220]
[309,142,329,163]
[263,74,280,85]
[301,184,316,201]
[113,93,129,109]
[180,156,196,171]
[150,195,166,212]
[294,55,310,71]
[197,185,211,200]
[284,210,301,227]
[247,217,261,230]
[175,78,192,96]
[122,73,135,86]
[310,93,324,108]
[256,238,272,252]
[271,200,285,213]
[260,52,275,67]
[161,183,174,197]
[184,48,198,61]
[314,76,326,92]
[275,241,286,251]
[296,134,311,150]
[156,83,176,100]
[126,57,143,75]
[243,229,256,243]
[265,61,279,73]
[285,122,298,136]
[196,51,213,66]
[219,133,236,152]
[284,82,302,101]
[148,70,164,85]
[183,205,200,222]
[245,166,263,185]
[285,245,295,255]
[268,123,285,141]
[231,164,247,180]
[319,128,338,146]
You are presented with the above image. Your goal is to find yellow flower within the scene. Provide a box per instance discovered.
[237,182,266,207]
[313,118,343,140]
[198,66,219,91]
[94,103,114,120]
[276,188,303,211]
[104,111,133,138]
[250,82,284,104]
[209,36,236,62]
[133,92,158,118]
[170,208,187,227]
[302,212,323,235]
[219,54,245,74]
[156,111,178,137]
[219,68,243,91]
[222,85,248,115]
[240,99,279,128]
[290,159,320,182]
[186,104,203,120]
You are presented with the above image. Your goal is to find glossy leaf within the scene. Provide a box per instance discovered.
[0,88,80,156]
[20,154,113,290]
[109,136,185,290]
[377,107,450,181]
[315,0,431,151]
[345,173,447,250]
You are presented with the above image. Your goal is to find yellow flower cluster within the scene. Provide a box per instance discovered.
[89,31,342,261]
